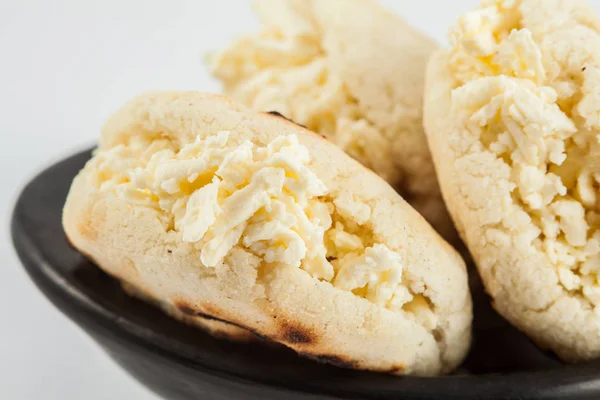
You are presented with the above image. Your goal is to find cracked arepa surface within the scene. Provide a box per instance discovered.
[207,0,460,244]
[63,92,471,376]
[425,0,600,361]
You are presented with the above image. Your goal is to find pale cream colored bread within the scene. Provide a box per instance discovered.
[207,0,460,244]
[121,282,257,341]
[63,92,471,375]
[424,0,600,362]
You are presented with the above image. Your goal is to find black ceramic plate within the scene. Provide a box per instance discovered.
[11,149,600,400]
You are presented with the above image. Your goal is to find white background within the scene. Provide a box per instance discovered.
[2,1,600,399]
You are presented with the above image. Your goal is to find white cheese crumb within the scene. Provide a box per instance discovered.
[334,244,417,312]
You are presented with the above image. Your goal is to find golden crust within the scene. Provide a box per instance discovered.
[64,91,471,375]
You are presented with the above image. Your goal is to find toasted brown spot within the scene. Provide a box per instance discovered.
[174,300,221,321]
[265,111,330,140]
[206,327,252,341]
[201,304,219,316]
[173,300,267,340]
[175,302,198,317]
[301,353,356,369]
[383,365,405,374]
[281,324,314,344]
[266,111,308,129]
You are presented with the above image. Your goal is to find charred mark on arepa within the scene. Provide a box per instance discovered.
[383,365,405,374]
[280,323,314,344]
[173,300,267,340]
[266,111,308,129]
[175,302,316,345]
[265,110,325,135]
[174,300,238,324]
[174,300,199,316]
[301,353,356,369]
[266,111,329,140]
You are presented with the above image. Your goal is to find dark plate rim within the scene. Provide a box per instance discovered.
[11,149,600,400]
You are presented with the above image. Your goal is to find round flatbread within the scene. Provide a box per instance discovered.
[63,92,471,375]
[424,0,600,362]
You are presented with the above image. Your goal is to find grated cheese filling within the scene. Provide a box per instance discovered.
[86,132,435,326]
[449,0,600,306]
[207,0,397,184]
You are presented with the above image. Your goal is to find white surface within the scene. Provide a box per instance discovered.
[1,1,600,399]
